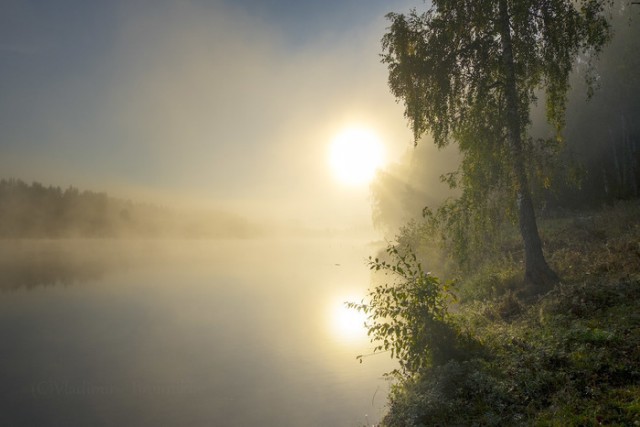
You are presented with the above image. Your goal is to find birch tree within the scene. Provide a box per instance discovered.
[382,0,612,288]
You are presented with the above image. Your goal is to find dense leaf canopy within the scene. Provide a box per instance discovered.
[382,0,611,148]
[381,0,612,286]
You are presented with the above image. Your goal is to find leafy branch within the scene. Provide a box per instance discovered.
[348,245,459,376]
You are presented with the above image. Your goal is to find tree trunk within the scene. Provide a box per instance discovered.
[498,0,559,290]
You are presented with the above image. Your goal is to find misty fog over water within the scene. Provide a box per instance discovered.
[0,239,395,426]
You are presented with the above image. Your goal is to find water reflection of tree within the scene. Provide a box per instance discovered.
[0,244,117,291]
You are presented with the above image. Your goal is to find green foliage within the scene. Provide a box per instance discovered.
[371,1,640,263]
[383,358,524,426]
[378,202,640,426]
[348,245,459,375]
[382,0,612,147]
[381,182,521,280]
[381,0,614,286]
[422,192,516,271]
[383,278,640,426]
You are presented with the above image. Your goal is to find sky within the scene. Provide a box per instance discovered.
[0,0,421,232]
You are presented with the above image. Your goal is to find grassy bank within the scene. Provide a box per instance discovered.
[380,201,640,426]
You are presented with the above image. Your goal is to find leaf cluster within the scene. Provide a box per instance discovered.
[380,1,614,260]
[382,0,612,146]
[348,245,459,375]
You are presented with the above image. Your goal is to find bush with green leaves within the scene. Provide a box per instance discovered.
[348,244,460,375]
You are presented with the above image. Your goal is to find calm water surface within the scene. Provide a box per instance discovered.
[0,239,395,426]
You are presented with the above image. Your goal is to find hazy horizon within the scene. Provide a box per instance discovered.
[0,0,453,234]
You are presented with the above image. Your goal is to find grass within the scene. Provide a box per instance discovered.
[380,200,640,426]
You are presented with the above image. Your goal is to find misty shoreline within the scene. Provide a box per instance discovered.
[0,179,379,241]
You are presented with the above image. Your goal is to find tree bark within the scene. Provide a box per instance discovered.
[498,0,559,290]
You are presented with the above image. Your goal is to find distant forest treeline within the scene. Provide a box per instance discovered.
[549,3,640,207]
[0,179,262,238]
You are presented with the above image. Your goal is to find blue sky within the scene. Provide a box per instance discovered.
[0,0,419,229]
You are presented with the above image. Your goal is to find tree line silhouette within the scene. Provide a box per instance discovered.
[0,179,261,238]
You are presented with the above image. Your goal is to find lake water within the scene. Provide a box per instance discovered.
[0,239,396,426]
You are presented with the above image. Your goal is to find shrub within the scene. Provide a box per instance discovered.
[348,244,460,375]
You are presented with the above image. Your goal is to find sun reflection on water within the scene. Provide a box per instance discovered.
[328,296,369,344]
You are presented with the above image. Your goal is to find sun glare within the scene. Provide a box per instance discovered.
[329,127,384,186]
[329,298,368,343]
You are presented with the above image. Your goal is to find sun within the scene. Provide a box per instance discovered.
[329,127,384,186]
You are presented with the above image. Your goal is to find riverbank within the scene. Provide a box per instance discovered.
[380,200,640,426]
